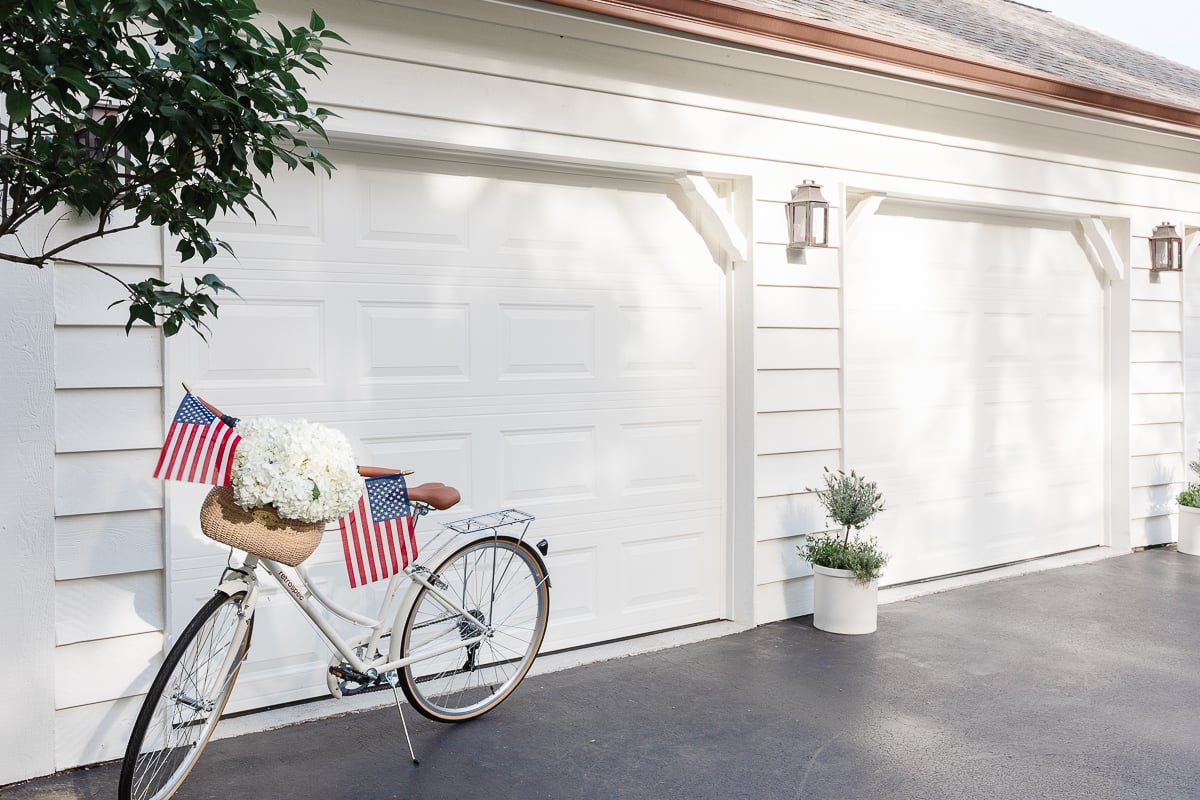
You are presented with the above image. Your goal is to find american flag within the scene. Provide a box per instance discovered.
[338,474,417,588]
[153,393,242,486]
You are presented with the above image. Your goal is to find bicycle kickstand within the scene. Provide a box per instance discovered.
[386,675,420,766]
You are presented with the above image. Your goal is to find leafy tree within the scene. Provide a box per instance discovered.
[0,0,343,336]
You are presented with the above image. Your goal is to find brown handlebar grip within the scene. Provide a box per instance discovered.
[358,465,409,478]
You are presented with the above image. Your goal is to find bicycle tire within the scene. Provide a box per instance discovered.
[397,537,549,722]
[118,590,253,800]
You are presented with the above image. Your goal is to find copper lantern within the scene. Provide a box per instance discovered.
[785,181,829,249]
[1149,222,1183,272]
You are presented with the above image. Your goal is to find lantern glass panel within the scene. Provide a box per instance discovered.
[791,210,808,247]
[810,205,828,246]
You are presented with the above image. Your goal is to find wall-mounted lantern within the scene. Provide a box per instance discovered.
[785,180,829,249]
[1149,222,1183,272]
[79,102,122,162]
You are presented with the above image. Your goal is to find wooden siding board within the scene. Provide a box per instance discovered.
[756,494,827,541]
[55,450,162,517]
[1130,331,1181,362]
[55,573,164,645]
[754,577,813,624]
[756,450,839,499]
[756,369,841,412]
[1131,299,1181,333]
[54,632,163,709]
[55,697,143,771]
[755,410,841,455]
[1131,454,1185,488]
[1130,393,1183,425]
[1131,363,1184,394]
[1130,423,1183,457]
[1131,515,1174,547]
[754,245,840,288]
[755,534,812,584]
[755,286,840,328]
[756,328,841,370]
[55,509,165,580]
[1130,485,1175,521]
[54,263,162,326]
[1131,270,1182,302]
[56,388,163,452]
[54,327,162,388]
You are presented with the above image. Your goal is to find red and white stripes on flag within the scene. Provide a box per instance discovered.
[338,473,417,588]
[153,393,242,486]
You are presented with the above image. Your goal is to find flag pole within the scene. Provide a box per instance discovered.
[181,383,228,420]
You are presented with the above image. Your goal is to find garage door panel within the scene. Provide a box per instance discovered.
[544,512,721,651]
[499,303,597,378]
[360,301,473,382]
[846,202,1104,585]
[620,419,708,495]
[187,299,328,387]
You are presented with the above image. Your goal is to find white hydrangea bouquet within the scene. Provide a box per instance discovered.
[230,417,363,524]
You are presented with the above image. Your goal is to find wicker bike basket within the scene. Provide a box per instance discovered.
[199,486,325,566]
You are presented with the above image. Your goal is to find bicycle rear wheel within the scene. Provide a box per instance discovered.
[118,590,253,800]
[398,537,549,722]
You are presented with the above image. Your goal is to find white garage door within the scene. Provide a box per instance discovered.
[844,201,1105,586]
[166,151,727,710]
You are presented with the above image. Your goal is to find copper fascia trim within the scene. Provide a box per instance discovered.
[537,0,1200,138]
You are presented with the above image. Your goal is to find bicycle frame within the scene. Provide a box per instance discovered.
[211,508,544,685]
[214,554,488,681]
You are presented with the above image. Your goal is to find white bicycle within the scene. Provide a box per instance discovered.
[117,472,551,800]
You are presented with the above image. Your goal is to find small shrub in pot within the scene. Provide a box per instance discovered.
[798,467,888,584]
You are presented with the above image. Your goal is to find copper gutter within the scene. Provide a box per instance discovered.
[537,0,1200,138]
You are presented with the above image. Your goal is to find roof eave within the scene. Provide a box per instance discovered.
[537,0,1200,139]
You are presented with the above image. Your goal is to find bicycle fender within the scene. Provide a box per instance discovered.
[214,572,259,616]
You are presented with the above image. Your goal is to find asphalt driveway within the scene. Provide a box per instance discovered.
[5,547,1198,799]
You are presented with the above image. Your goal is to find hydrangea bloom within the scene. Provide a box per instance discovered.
[230,417,362,523]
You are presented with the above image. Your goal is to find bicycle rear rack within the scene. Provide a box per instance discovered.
[418,508,541,566]
[444,508,534,534]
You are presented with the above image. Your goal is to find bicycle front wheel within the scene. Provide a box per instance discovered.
[118,590,253,800]
[398,537,549,722]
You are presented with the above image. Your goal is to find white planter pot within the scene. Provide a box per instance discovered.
[1179,505,1200,556]
[812,564,879,635]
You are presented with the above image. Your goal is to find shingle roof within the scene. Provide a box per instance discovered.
[745,0,1200,111]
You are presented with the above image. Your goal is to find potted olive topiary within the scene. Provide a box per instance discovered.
[1176,453,1200,556]
[798,467,888,634]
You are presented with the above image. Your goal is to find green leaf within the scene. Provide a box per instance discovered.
[125,302,157,334]
[5,91,32,124]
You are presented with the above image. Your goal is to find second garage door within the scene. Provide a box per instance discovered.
[844,201,1106,585]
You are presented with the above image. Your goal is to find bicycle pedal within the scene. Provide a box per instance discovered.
[328,663,374,686]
